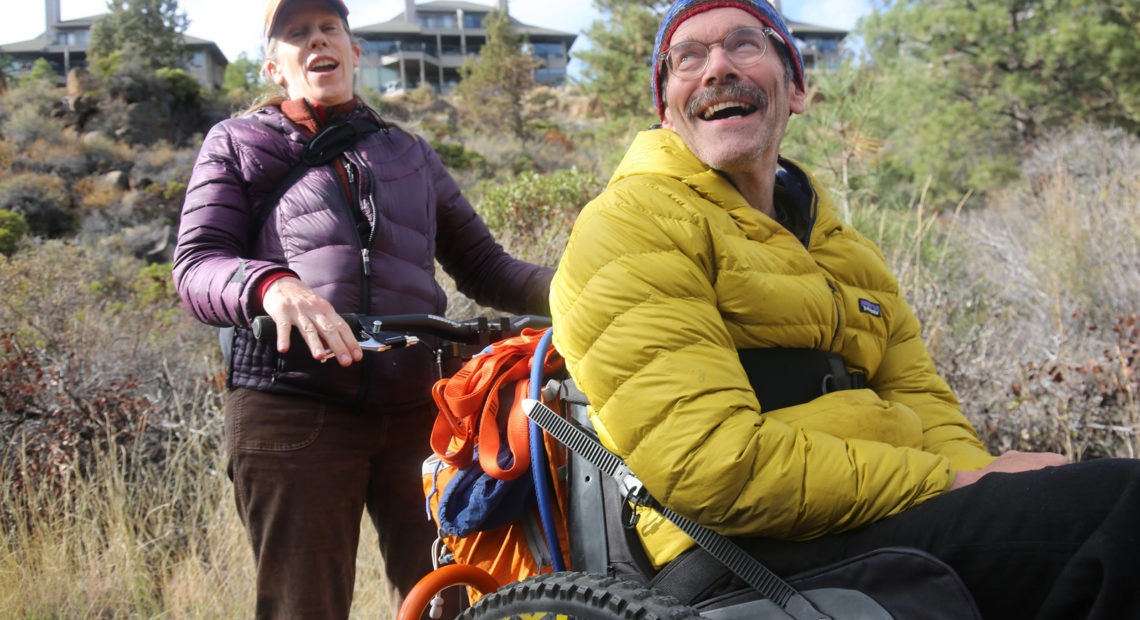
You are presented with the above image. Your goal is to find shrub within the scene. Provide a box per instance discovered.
[2,106,65,148]
[0,209,28,255]
[909,126,1140,458]
[155,68,202,108]
[25,58,57,83]
[431,140,489,173]
[78,131,134,175]
[21,137,97,178]
[996,312,1139,460]
[0,241,219,511]
[132,140,198,187]
[476,167,601,236]
[0,330,155,505]
[0,77,67,147]
[73,176,125,213]
[0,172,75,237]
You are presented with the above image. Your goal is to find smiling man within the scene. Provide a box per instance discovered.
[549,0,1140,617]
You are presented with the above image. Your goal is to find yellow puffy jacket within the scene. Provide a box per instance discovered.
[550,129,995,568]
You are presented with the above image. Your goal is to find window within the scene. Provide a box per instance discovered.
[419,14,457,29]
[361,39,400,55]
[531,42,563,60]
[56,30,89,46]
[440,39,463,56]
[535,68,565,85]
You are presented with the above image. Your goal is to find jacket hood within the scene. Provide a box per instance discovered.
[611,128,837,247]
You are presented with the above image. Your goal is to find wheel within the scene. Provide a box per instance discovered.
[458,571,702,619]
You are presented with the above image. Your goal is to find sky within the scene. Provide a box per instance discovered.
[0,0,872,67]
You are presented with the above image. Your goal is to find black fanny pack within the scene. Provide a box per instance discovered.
[738,348,865,411]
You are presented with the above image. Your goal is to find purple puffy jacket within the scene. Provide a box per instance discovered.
[173,103,553,413]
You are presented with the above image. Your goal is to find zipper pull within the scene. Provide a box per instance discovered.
[361,248,371,276]
[344,159,356,183]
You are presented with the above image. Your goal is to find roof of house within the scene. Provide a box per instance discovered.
[0,14,100,52]
[412,0,509,12]
[1,14,227,63]
[786,19,849,37]
[355,0,578,40]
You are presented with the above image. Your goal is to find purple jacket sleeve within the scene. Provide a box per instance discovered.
[428,143,554,315]
[172,122,295,327]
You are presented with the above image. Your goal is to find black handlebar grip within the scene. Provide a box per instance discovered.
[251,314,361,342]
[251,315,276,341]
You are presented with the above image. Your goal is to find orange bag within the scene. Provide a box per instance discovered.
[421,328,571,601]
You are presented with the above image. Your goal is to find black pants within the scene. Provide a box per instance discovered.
[737,459,1140,619]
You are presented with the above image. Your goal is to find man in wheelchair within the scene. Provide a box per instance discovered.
[548,0,1140,618]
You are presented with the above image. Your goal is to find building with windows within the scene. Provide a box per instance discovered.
[0,0,228,89]
[771,0,849,72]
[353,0,578,94]
[786,18,848,72]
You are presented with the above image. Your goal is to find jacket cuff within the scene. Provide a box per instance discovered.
[253,269,298,315]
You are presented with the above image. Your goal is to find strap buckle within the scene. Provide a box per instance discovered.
[615,464,654,528]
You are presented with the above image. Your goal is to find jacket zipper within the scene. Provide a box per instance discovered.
[343,154,378,411]
[343,157,375,308]
[827,279,843,352]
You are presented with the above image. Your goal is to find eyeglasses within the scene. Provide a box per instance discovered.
[661,27,783,80]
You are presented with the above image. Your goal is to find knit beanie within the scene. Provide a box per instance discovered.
[651,0,805,119]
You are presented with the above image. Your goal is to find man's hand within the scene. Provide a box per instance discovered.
[950,450,1068,490]
[261,276,363,367]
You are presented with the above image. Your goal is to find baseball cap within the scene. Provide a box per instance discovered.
[264,0,350,42]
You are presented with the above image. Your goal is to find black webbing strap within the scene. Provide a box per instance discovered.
[522,398,831,620]
[250,117,385,247]
[738,348,865,412]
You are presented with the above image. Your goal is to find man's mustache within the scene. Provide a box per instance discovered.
[684,83,769,119]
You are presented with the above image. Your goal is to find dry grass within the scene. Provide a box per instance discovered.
[892,126,1140,459]
[0,424,395,618]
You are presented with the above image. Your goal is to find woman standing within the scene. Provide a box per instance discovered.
[172,0,553,616]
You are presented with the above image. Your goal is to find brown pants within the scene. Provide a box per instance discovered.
[225,388,447,619]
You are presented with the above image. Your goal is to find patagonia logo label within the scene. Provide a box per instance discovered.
[859,299,882,317]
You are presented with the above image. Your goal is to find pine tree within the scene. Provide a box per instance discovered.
[454,10,538,140]
[89,0,189,76]
[222,52,265,104]
[575,0,670,122]
[859,0,1140,201]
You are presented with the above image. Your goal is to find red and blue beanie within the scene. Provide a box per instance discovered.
[651,0,805,119]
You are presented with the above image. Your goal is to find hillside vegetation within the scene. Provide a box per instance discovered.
[1,0,1138,615]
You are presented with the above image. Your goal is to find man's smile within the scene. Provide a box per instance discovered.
[686,83,768,121]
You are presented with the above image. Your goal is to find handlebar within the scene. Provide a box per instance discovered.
[251,313,551,352]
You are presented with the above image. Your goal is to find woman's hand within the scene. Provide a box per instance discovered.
[261,276,363,367]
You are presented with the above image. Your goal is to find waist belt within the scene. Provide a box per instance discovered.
[738,348,865,411]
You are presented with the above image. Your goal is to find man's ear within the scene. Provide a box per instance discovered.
[661,104,675,130]
[789,83,807,116]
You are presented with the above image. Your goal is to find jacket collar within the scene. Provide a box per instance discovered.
[612,128,831,247]
[280,97,361,137]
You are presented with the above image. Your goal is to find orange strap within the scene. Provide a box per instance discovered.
[430,328,562,481]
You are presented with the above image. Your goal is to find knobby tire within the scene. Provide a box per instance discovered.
[458,571,701,620]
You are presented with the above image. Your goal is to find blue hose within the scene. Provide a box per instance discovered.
[529,328,566,572]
